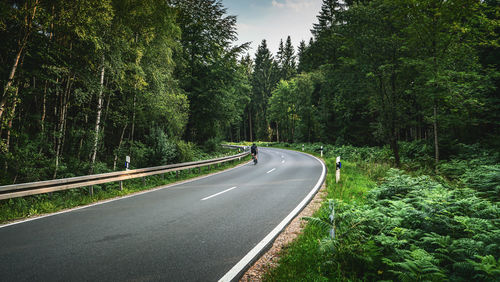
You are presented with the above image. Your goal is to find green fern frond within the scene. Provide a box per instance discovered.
[302,216,333,234]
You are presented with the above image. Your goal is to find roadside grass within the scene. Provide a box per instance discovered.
[263,152,389,281]
[0,155,251,224]
[261,143,500,281]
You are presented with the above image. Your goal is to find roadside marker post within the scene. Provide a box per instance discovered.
[302,144,304,151]
[125,156,130,170]
[336,156,341,183]
[321,146,323,157]
[121,156,131,191]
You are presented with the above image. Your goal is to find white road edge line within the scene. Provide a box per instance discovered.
[218,150,326,282]
[201,186,237,201]
[266,168,276,174]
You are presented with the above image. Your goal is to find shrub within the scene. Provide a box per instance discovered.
[312,170,500,281]
[175,140,194,163]
[146,127,177,165]
[460,165,500,202]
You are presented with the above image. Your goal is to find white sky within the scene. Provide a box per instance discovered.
[222,0,323,57]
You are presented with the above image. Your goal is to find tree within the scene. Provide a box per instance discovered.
[171,0,248,144]
[281,36,297,81]
[297,40,307,74]
[402,0,498,165]
[251,39,278,141]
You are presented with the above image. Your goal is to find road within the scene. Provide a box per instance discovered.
[0,147,325,282]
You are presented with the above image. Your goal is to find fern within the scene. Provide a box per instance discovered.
[302,216,333,234]
[384,248,447,282]
[467,255,500,281]
[301,165,500,281]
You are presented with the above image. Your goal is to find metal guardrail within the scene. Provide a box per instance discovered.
[0,146,249,200]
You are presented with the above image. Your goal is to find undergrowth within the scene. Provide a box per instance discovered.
[263,142,500,281]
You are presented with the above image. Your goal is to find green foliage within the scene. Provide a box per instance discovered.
[263,0,500,165]
[266,144,500,281]
[145,126,177,166]
[461,165,500,202]
[172,0,249,143]
[175,140,195,163]
[383,248,447,282]
[329,169,500,281]
[467,255,500,281]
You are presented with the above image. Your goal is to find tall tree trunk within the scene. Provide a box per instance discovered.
[130,92,136,143]
[41,80,47,133]
[90,56,106,173]
[59,74,73,160]
[101,77,111,136]
[4,88,18,174]
[113,123,128,171]
[242,118,246,141]
[53,75,72,179]
[0,0,39,120]
[276,122,280,143]
[433,103,439,166]
[77,114,88,161]
[248,108,253,142]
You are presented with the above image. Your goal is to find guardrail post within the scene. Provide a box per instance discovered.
[119,181,123,191]
[198,167,201,174]
[176,171,179,179]
[142,177,146,186]
[89,186,94,196]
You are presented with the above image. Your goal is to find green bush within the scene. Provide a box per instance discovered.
[203,137,222,153]
[175,140,194,163]
[146,127,178,165]
[314,169,500,281]
[460,165,500,202]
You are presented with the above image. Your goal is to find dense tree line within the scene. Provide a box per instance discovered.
[0,0,250,184]
[241,0,499,168]
[1,0,498,184]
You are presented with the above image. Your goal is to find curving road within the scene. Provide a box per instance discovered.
[0,147,325,282]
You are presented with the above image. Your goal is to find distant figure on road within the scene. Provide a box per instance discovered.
[251,143,258,164]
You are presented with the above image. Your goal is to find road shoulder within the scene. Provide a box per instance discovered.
[240,182,328,281]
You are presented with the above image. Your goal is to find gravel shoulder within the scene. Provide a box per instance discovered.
[240,182,328,281]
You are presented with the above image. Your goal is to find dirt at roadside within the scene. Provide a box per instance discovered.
[240,183,328,281]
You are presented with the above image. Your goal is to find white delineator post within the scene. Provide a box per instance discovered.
[120,155,131,191]
[336,156,341,183]
[321,146,323,157]
[125,155,130,170]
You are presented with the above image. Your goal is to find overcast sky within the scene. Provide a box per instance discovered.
[222,0,323,57]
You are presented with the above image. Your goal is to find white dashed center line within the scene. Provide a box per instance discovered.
[267,168,276,174]
[201,187,237,201]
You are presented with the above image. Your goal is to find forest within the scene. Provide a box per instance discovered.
[0,0,498,184]
[1,0,499,280]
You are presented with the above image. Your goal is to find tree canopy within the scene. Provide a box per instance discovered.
[0,0,498,183]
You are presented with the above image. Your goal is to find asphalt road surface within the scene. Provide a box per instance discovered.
[0,147,325,282]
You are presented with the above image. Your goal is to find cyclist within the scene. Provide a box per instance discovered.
[250,143,258,164]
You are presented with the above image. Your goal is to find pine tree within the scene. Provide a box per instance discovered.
[311,0,345,39]
[281,36,297,80]
[251,40,277,140]
[297,40,307,73]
